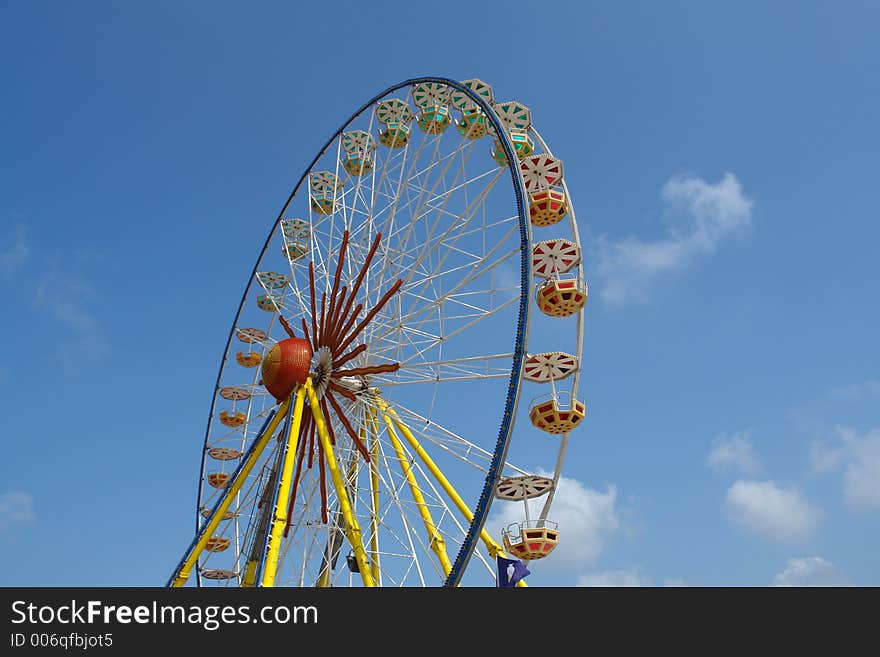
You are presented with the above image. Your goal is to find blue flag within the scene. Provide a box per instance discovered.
[497,556,530,587]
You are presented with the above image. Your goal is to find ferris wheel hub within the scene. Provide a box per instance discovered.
[309,346,333,399]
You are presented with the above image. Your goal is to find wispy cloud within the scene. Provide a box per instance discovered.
[0,491,35,533]
[773,557,848,586]
[707,430,762,476]
[725,480,821,543]
[0,226,29,277]
[810,427,880,510]
[33,275,99,333]
[594,172,753,303]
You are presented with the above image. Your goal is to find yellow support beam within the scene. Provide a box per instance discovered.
[377,398,527,587]
[241,560,259,588]
[377,408,453,577]
[260,387,306,587]
[368,411,381,585]
[170,398,291,588]
[304,378,375,587]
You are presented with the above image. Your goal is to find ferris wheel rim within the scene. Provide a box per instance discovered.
[192,77,533,587]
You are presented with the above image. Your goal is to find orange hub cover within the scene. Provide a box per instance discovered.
[261,337,313,401]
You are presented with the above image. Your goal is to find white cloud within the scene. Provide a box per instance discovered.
[34,275,98,333]
[707,431,762,475]
[773,557,848,586]
[660,174,754,249]
[486,474,620,571]
[578,569,646,587]
[811,427,880,510]
[725,480,821,543]
[0,491,35,532]
[594,172,753,303]
[0,226,29,276]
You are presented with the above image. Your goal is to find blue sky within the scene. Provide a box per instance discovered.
[1,1,878,586]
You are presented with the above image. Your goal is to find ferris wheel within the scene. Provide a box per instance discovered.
[168,77,587,588]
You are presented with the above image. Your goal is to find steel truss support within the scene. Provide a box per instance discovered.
[169,399,291,587]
